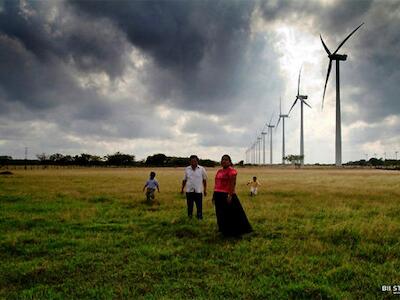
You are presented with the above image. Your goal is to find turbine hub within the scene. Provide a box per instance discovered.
[329,54,347,61]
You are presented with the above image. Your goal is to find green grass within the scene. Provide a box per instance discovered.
[1,167,399,299]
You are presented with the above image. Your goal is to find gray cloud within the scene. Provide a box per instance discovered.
[69,0,271,114]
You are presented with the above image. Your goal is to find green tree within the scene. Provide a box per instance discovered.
[105,152,135,166]
[284,155,304,166]
[145,154,167,166]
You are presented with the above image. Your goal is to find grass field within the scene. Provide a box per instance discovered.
[1,167,400,299]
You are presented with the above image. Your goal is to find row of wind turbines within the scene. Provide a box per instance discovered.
[245,23,364,167]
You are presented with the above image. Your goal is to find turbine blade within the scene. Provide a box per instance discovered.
[333,23,364,55]
[320,35,331,55]
[276,116,281,128]
[303,100,312,109]
[280,96,282,115]
[297,67,302,96]
[269,114,274,126]
[322,59,332,110]
[288,99,298,115]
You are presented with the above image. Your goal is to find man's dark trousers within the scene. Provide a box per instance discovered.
[186,192,203,219]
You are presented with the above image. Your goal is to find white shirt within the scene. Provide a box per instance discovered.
[145,178,159,189]
[183,165,207,193]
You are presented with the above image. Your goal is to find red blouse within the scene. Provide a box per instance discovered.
[214,166,237,193]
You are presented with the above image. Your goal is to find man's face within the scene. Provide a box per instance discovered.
[190,158,198,168]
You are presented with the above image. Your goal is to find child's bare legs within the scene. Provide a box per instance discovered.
[146,188,155,204]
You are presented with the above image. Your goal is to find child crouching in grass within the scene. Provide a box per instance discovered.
[143,171,160,204]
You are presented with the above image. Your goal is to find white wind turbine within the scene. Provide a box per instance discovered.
[266,115,275,164]
[261,130,267,165]
[257,136,262,165]
[276,97,289,164]
[288,67,311,166]
[320,23,364,167]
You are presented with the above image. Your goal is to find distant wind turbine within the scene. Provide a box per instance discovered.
[252,141,256,164]
[288,67,311,166]
[266,115,275,164]
[320,23,364,167]
[261,131,267,165]
[276,97,289,164]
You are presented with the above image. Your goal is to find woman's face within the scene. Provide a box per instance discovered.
[221,156,231,168]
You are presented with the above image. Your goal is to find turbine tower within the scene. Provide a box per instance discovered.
[261,131,267,165]
[320,23,364,167]
[257,136,262,165]
[289,67,311,166]
[252,142,256,164]
[253,141,256,164]
[276,97,289,164]
[266,115,275,164]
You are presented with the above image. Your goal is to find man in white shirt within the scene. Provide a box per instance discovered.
[181,155,207,220]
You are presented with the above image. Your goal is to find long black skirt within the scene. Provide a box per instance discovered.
[213,192,252,237]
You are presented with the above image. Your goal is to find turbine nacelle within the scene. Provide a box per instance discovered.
[297,95,308,100]
[329,54,347,61]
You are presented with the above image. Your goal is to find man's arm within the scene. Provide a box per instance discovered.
[202,168,207,197]
[181,179,187,194]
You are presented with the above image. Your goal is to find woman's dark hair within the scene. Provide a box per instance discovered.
[150,171,156,179]
[221,154,233,166]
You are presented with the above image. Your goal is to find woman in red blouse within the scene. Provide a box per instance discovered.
[212,154,252,237]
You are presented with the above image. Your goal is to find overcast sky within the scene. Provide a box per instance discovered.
[0,0,399,163]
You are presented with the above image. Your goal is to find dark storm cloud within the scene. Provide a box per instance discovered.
[71,0,253,71]
[0,0,128,77]
[0,0,129,112]
[70,0,269,112]
[0,0,275,116]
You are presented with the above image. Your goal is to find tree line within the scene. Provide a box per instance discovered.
[0,153,218,167]
[345,158,400,168]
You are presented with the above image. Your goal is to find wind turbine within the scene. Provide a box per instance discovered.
[266,115,275,164]
[252,141,256,164]
[289,67,311,166]
[261,130,267,165]
[257,136,262,165]
[320,23,364,167]
[276,97,289,164]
